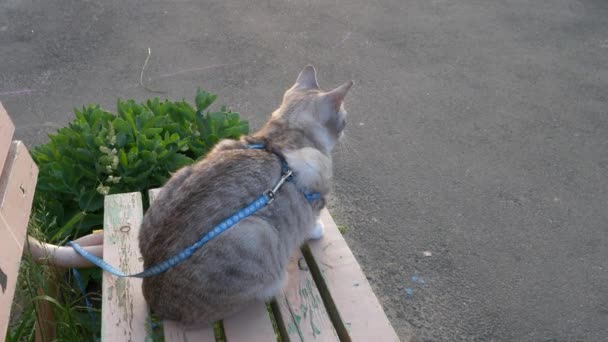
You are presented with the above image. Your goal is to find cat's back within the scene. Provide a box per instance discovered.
[137,140,303,323]
[138,140,282,266]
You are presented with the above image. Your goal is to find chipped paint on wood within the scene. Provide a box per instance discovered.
[102,192,149,341]
[275,249,339,341]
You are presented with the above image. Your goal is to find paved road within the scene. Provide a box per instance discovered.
[2,0,608,340]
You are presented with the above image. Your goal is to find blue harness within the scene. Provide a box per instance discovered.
[68,144,320,278]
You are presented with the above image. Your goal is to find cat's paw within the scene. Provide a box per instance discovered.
[309,222,325,240]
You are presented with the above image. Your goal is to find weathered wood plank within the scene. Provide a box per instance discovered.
[223,303,276,342]
[275,250,339,342]
[163,320,216,342]
[306,209,399,342]
[148,188,216,342]
[0,141,38,339]
[0,141,38,248]
[0,102,15,173]
[148,188,162,202]
[102,192,151,342]
[0,214,26,339]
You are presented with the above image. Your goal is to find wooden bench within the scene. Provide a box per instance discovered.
[0,102,399,341]
[0,103,39,339]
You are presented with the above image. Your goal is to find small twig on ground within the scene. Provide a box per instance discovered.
[139,47,168,94]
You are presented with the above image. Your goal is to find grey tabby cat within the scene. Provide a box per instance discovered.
[139,65,353,324]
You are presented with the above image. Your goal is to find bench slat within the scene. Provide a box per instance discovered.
[0,102,15,173]
[163,320,216,342]
[222,303,276,342]
[102,192,151,342]
[148,188,216,342]
[306,209,399,341]
[275,250,339,342]
[0,142,38,248]
[0,217,27,339]
[0,140,38,339]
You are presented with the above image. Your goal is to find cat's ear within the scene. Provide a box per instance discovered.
[293,65,320,90]
[323,81,354,108]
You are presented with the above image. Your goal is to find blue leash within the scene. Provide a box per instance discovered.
[68,194,271,278]
[68,144,319,278]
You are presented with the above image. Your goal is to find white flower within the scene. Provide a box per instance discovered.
[108,124,117,146]
[96,185,110,195]
[108,175,121,184]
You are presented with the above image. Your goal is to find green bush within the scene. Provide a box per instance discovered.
[32,89,249,243]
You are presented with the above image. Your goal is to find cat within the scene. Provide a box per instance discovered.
[138,65,353,324]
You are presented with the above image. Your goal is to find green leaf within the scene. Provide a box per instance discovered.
[72,148,94,163]
[141,150,157,163]
[195,89,217,111]
[222,122,249,138]
[32,295,65,310]
[168,154,193,169]
[115,131,128,147]
[50,211,87,242]
[75,213,103,233]
[119,149,128,167]
[113,117,131,134]
[143,127,163,137]
[78,189,104,212]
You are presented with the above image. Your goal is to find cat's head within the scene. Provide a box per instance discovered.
[272,65,353,153]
